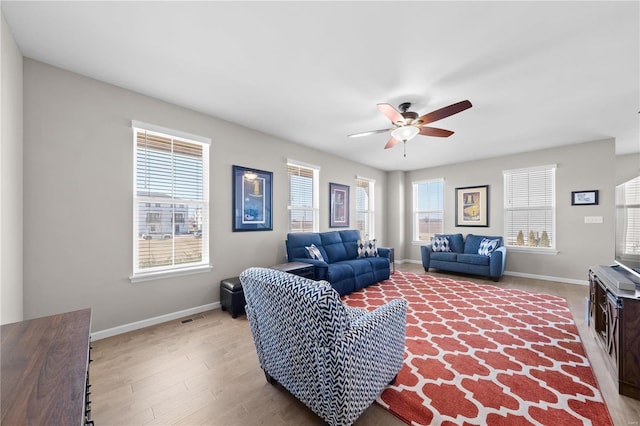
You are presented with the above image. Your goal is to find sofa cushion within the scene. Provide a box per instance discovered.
[321,231,349,263]
[464,234,503,254]
[339,259,373,276]
[431,252,458,262]
[339,230,361,259]
[457,253,490,266]
[435,233,464,253]
[305,244,325,261]
[478,238,500,256]
[432,236,451,252]
[286,232,324,260]
[357,239,378,258]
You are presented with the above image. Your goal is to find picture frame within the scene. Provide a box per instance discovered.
[455,185,489,227]
[232,165,273,231]
[571,190,598,206]
[329,182,350,228]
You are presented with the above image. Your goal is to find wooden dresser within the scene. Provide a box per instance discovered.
[1,308,94,425]
[589,266,640,400]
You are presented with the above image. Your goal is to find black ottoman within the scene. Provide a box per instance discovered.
[220,277,245,318]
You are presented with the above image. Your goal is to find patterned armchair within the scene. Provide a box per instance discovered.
[239,267,407,426]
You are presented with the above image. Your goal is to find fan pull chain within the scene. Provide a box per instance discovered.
[403,140,407,158]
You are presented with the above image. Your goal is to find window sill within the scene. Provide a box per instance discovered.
[506,246,558,255]
[411,240,430,246]
[130,265,212,283]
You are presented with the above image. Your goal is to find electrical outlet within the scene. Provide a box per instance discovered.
[584,216,603,224]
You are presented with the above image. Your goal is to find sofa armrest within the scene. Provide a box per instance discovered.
[489,246,507,279]
[421,244,434,270]
[338,298,407,375]
[377,246,392,259]
[315,299,406,421]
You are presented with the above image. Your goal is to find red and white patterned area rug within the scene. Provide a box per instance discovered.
[342,272,613,426]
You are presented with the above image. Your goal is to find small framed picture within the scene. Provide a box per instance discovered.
[329,182,349,228]
[455,185,489,227]
[571,190,598,206]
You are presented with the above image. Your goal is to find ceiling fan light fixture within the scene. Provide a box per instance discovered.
[391,125,419,142]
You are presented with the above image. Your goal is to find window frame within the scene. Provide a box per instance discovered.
[287,159,320,233]
[412,178,445,243]
[503,164,557,254]
[131,121,211,283]
[355,176,375,240]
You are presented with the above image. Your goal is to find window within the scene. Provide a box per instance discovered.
[287,160,319,232]
[413,179,444,242]
[132,121,210,281]
[356,177,375,239]
[503,165,556,250]
[616,176,640,258]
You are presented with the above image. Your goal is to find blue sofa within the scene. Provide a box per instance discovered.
[421,233,507,281]
[285,230,391,295]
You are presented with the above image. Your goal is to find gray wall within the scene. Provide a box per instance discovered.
[616,153,640,184]
[15,54,640,331]
[1,12,23,324]
[402,139,616,282]
[22,59,388,332]
[385,171,405,260]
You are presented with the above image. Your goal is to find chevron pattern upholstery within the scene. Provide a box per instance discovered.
[240,267,407,426]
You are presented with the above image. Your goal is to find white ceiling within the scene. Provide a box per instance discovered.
[2,1,639,171]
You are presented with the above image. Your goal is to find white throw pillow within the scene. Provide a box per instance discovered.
[432,236,451,252]
[478,238,500,256]
[305,244,325,261]
[357,239,378,258]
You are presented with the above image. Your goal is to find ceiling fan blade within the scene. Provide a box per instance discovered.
[377,103,404,125]
[384,136,399,149]
[348,128,392,138]
[419,126,454,137]
[417,100,472,125]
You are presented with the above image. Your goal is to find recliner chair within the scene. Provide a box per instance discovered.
[239,267,407,426]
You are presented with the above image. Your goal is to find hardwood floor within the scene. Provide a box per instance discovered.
[91,264,640,425]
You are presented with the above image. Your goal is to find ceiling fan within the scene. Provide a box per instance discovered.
[348,100,472,156]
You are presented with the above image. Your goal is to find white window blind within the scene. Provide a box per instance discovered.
[503,165,556,249]
[617,176,640,256]
[356,177,375,239]
[133,123,210,278]
[413,179,444,241]
[287,161,319,232]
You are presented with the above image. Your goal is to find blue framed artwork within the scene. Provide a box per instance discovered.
[232,165,273,231]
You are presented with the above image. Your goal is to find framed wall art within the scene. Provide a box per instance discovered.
[455,185,489,227]
[329,182,349,228]
[232,165,273,231]
[571,190,598,206]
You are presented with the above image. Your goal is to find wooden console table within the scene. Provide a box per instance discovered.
[588,266,640,400]
[1,308,94,425]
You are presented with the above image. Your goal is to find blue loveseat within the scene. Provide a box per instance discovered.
[421,233,507,281]
[285,230,391,295]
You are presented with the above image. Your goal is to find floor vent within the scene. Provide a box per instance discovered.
[181,314,205,324]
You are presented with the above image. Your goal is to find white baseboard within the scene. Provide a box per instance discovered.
[503,271,588,286]
[398,258,588,285]
[91,302,220,341]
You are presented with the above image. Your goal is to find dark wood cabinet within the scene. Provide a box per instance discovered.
[589,266,640,400]
[1,308,94,425]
